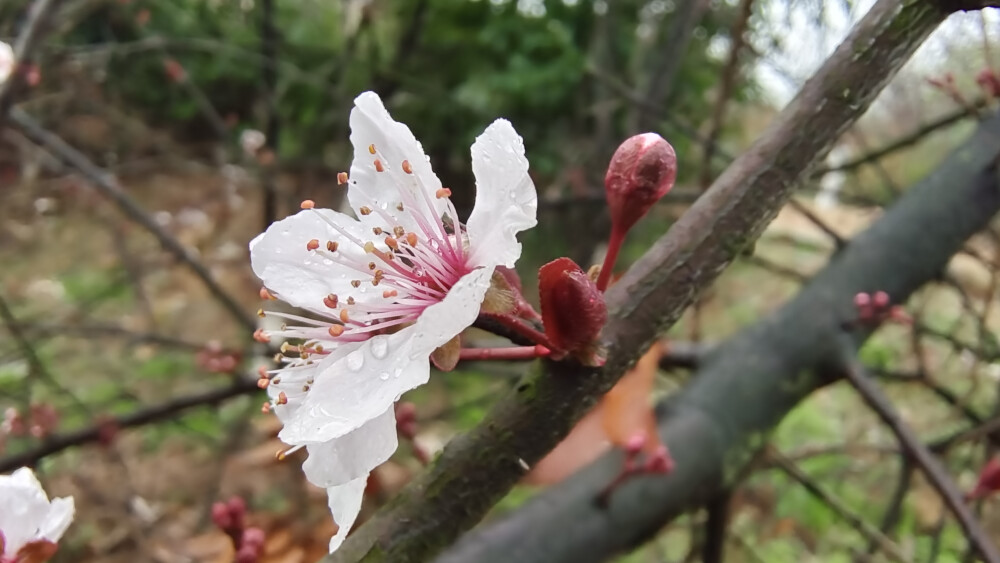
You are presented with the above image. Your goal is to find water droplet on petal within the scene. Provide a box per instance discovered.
[393,367,402,378]
[379,372,389,381]
[347,351,365,371]
[370,336,389,359]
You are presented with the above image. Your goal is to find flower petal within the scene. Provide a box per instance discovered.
[38,497,74,544]
[465,119,537,269]
[348,92,447,237]
[280,267,494,444]
[250,208,385,314]
[301,406,398,487]
[326,475,368,553]
[0,469,56,554]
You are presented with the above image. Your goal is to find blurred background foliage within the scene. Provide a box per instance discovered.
[3,0,1000,562]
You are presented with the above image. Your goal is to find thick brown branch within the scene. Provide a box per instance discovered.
[324,1,953,561]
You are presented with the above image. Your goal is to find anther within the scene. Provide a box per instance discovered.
[257,378,270,389]
[275,449,287,461]
[436,188,452,199]
[257,366,269,378]
[368,262,376,270]
[360,206,372,216]
[328,325,345,337]
[300,199,315,209]
[253,328,270,343]
[340,309,350,323]
[337,172,349,185]
[277,392,288,405]
[261,402,271,414]
[324,294,339,308]
[327,240,339,252]
[368,143,376,155]
[257,309,266,318]
[347,297,356,305]
[402,160,413,174]
[306,239,320,251]
[373,227,383,235]
[396,202,404,211]
[406,232,418,247]
[385,237,398,250]
[259,287,276,300]
[364,241,376,253]
[351,280,361,288]
[374,159,385,172]
[383,289,398,298]
[393,226,405,238]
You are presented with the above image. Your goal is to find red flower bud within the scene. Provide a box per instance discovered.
[241,527,266,550]
[604,133,677,233]
[539,258,607,363]
[967,457,1000,501]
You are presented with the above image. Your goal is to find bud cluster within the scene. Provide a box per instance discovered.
[211,496,266,563]
[852,291,911,327]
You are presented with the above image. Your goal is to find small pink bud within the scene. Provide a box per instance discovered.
[853,292,870,308]
[211,502,232,530]
[644,445,674,474]
[538,258,607,361]
[872,291,890,308]
[624,434,646,456]
[241,527,266,549]
[604,133,677,233]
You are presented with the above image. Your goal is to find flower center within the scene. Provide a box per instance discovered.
[256,147,474,404]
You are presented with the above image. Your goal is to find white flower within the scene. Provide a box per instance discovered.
[0,467,74,562]
[249,91,536,551]
[0,42,13,85]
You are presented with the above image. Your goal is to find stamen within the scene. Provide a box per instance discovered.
[383,289,398,298]
[261,402,271,414]
[375,159,385,172]
[253,328,270,343]
[323,294,339,308]
[396,202,405,211]
[436,188,452,199]
[306,239,320,251]
[277,392,288,405]
[337,172,349,185]
[327,241,339,252]
[402,160,413,174]
[340,309,350,323]
[406,233,418,247]
[328,325,345,337]
[368,262,377,270]
[300,199,315,209]
[257,378,270,389]
[351,280,361,288]
[368,143,377,155]
[373,227,383,235]
[385,237,398,250]
[364,241,376,253]
[393,226,406,238]
[259,287,276,300]
[257,309,266,318]
[360,206,372,216]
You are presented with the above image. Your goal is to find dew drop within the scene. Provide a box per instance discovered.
[430,239,440,250]
[370,336,389,359]
[379,372,389,381]
[347,351,365,371]
[393,367,402,378]
[508,190,516,200]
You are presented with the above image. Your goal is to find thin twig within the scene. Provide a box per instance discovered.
[768,448,910,563]
[8,108,257,331]
[0,0,62,122]
[0,375,259,472]
[840,355,1000,563]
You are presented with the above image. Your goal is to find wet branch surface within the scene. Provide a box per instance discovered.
[436,105,1000,563]
[324,1,964,561]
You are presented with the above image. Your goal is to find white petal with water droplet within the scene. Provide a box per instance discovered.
[465,119,537,269]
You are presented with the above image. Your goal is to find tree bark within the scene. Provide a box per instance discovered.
[436,111,1000,563]
[323,1,970,561]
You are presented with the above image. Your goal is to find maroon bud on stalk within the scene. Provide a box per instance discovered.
[604,133,677,234]
[241,527,266,550]
[539,258,607,364]
[597,133,677,292]
[211,502,232,530]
